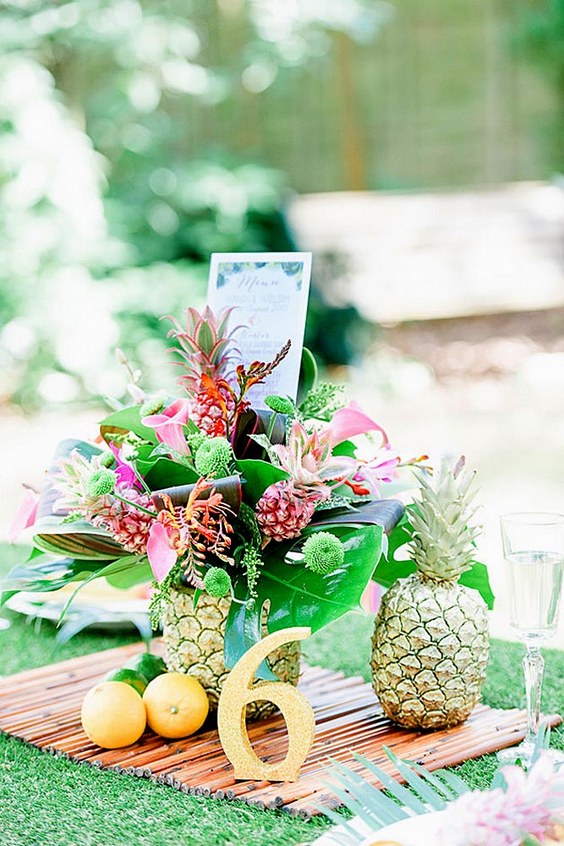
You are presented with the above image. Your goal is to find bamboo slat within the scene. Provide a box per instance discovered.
[0,640,560,817]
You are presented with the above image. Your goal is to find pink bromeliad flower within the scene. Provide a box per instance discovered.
[271,420,354,492]
[142,398,191,455]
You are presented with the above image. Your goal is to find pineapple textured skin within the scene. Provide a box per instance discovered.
[162,587,300,720]
[371,573,489,729]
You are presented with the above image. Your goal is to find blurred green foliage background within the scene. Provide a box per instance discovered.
[1,0,388,408]
[0,0,561,409]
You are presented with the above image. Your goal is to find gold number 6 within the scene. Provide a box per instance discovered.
[217,626,315,782]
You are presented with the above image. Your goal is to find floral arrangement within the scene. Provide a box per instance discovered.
[318,739,564,846]
[5,304,488,670]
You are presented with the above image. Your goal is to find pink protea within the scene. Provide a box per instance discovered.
[256,479,325,541]
[91,485,155,555]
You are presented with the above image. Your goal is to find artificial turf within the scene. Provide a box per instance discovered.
[0,547,562,846]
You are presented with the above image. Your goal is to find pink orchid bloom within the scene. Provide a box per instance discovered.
[327,401,389,447]
[109,443,139,489]
[142,398,191,455]
[271,420,352,491]
[347,445,401,496]
[8,488,39,543]
[147,521,179,583]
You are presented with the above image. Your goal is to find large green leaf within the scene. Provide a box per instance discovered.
[99,406,158,444]
[297,346,318,405]
[31,517,127,560]
[312,499,405,536]
[236,459,289,504]
[105,556,151,589]
[144,459,198,490]
[224,524,383,677]
[372,511,495,609]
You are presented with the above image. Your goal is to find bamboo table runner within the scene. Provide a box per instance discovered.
[0,641,560,817]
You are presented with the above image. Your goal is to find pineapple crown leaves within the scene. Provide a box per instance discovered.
[409,456,482,582]
[165,306,243,389]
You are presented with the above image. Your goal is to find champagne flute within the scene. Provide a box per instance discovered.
[498,512,564,766]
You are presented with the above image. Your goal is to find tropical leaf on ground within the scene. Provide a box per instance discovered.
[224,524,384,678]
[321,746,471,842]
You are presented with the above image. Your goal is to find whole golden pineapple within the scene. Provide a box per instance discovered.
[371,457,489,729]
[162,587,300,720]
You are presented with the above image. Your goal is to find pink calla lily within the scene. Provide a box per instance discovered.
[142,398,191,455]
[147,521,178,583]
[327,401,389,447]
[8,489,39,543]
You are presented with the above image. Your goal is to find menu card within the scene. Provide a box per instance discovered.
[207,252,312,407]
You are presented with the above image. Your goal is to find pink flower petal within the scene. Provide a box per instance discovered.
[8,489,39,543]
[361,580,382,613]
[142,398,191,455]
[147,522,178,583]
[328,401,389,446]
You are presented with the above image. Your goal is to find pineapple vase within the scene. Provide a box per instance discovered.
[371,458,490,730]
[162,587,301,720]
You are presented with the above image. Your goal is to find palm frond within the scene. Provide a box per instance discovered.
[321,746,474,844]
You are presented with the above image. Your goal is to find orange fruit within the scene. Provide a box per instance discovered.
[143,672,209,739]
[81,681,146,749]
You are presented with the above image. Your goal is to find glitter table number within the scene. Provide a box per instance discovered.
[217,627,315,782]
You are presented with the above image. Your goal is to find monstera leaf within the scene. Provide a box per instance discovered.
[224,523,384,678]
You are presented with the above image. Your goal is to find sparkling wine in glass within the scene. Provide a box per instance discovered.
[498,513,564,766]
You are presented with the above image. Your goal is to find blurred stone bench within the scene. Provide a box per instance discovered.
[289,182,564,323]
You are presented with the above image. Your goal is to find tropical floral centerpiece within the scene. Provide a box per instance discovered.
[5,305,491,719]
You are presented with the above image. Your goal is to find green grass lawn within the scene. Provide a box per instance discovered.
[0,547,562,846]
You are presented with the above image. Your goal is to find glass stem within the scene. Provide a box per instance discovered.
[523,645,544,746]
